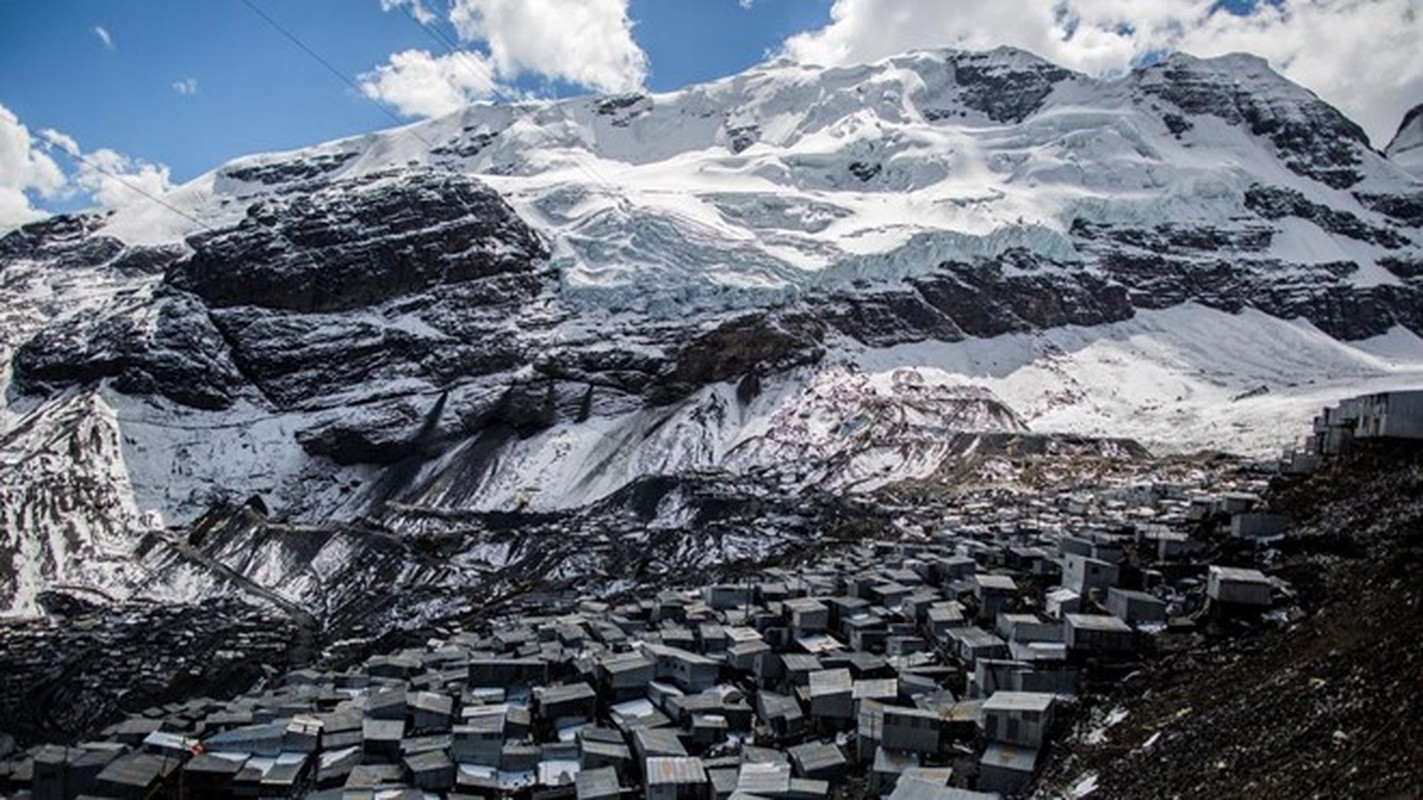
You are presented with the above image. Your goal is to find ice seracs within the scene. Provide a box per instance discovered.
[1,46,1422,613]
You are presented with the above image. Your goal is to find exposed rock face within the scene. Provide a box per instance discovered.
[13,291,246,411]
[1244,185,1409,248]
[0,214,123,266]
[651,312,828,404]
[169,171,548,314]
[950,50,1074,123]
[219,151,358,187]
[1354,191,1423,228]
[9,171,567,462]
[1385,102,1423,178]
[911,258,1135,337]
[1,46,1422,614]
[1137,53,1371,189]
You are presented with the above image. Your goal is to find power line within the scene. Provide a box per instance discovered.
[236,0,437,151]
[387,0,622,194]
[71,150,217,232]
[387,1,527,112]
[241,0,623,206]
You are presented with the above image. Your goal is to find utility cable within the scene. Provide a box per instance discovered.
[69,150,217,232]
[236,0,438,151]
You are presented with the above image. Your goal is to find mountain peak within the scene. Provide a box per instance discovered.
[1159,50,1274,73]
[1,43,1422,615]
[1386,102,1423,178]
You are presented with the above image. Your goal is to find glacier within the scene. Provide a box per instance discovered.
[1,45,1422,614]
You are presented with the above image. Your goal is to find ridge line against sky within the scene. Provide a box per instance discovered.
[1,0,1421,228]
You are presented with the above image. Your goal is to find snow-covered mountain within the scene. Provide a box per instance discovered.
[1387,103,1423,179]
[2,46,1422,614]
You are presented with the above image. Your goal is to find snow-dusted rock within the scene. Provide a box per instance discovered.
[2,46,1423,613]
[1385,103,1423,179]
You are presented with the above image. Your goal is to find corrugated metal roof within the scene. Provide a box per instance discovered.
[97,753,171,787]
[1064,613,1131,632]
[808,668,853,696]
[601,652,654,673]
[184,753,247,775]
[782,654,823,671]
[853,679,899,699]
[788,741,845,773]
[580,738,630,759]
[737,761,792,794]
[884,706,942,725]
[1209,565,1270,583]
[410,691,453,714]
[635,727,688,757]
[951,627,1006,648]
[974,574,1018,591]
[457,707,506,734]
[538,682,597,704]
[645,756,708,785]
[576,765,622,799]
[983,691,1055,713]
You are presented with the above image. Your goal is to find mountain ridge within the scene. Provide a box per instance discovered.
[1,45,1421,614]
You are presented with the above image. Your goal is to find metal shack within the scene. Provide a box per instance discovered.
[1206,566,1273,607]
[1062,613,1134,655]
[977,741,1038,796]
[1353,389,1423,440]
[982,691,1055,749]
[1105,587,1167,626]
[644,756,709,800]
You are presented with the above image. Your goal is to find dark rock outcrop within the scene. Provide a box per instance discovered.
[1072,219,1274,253]
[650,312,828,404]
[0,215,124,268]
[1354,191,1423,228]
[952,51,1073,123]
[13,291,247,410]
[911,258,1135,337]
[168,170,548,314]
[221,151,358,187]
[1245,185,1408,248]
[1139,54,1368,189]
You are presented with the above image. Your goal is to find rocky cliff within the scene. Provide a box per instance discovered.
[1,46,1421,614]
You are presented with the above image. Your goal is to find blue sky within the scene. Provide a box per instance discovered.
[1,0,1417,226]
[0,0,828,185]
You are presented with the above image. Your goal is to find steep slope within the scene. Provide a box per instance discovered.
[1386,103,1423,178]
[1039,443,1423,799]
[2,47,1422,613]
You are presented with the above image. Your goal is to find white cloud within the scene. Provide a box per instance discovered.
[1172,1,1423,148]
[39,128,80,158]
[780,0,1423,145]
[0,104,175,229]
[0,104,67,228]
[73,148,173,209]
[448,0,647,94]
[172,77,199,96]
[380,0,437,24]
[93,25,113,50]
[358,48,503,118]
[365,0,647,118]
